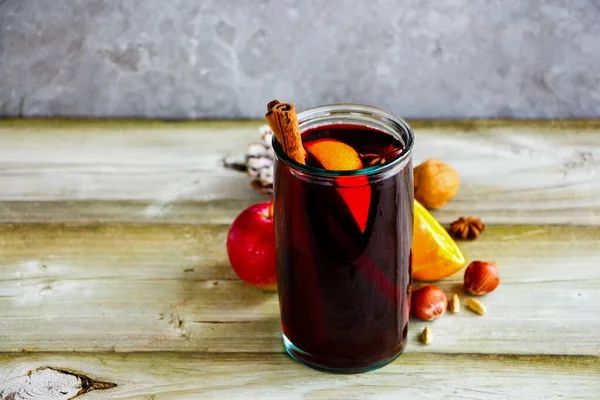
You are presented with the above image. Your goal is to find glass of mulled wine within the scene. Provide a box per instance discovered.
[272,104,415,373]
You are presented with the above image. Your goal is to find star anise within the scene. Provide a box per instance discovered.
[362,144,403,167]
[449,217,485,240]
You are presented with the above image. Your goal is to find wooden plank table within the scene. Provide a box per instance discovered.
[0,119,599,399]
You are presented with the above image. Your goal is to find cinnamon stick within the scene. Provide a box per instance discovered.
[265,100,307,164]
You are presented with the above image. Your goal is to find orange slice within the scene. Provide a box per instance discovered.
[304,139,363,170]
[412,200,466,281]
[304,139,370,232]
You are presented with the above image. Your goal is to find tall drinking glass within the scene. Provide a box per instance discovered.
[273,104,415,373]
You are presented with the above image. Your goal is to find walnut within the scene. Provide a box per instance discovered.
[413,159,460,210]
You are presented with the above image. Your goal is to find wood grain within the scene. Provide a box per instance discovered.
[1,223,598,355]
[0,367,116,400]
[1,119,599,225]
[1,352,598,400]
[1,119,599,397]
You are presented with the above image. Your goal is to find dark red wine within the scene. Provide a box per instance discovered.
[304,125,403,168]
[274,123,414,373]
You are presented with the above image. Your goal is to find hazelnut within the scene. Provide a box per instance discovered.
[411,285,447,321]
[413,159,460,210]
[464,261,500,296]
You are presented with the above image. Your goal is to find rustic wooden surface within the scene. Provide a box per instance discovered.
[0,119,599,399]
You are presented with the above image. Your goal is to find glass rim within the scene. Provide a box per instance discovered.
[272,104,415,177]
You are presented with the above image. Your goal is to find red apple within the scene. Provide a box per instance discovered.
[226,201,277,291]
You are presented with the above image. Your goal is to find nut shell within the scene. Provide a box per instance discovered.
[414,159,460,210]
[465,298,487,315]
[411,285,447,321]
[421,326,432,344]
[464,261,500,296]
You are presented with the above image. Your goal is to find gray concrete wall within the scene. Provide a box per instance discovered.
[1,0,599,119]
